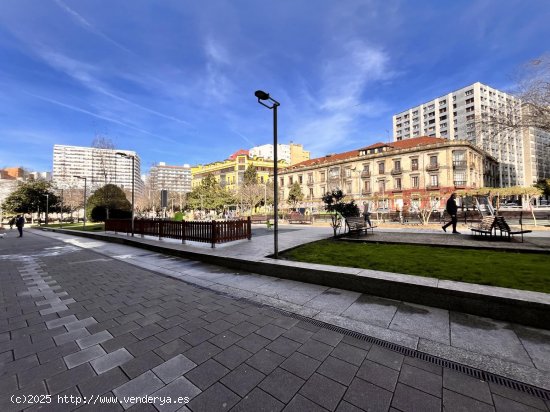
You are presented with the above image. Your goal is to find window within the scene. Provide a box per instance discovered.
[466,106,475,112]
[439,100,446,106]
[280,178,284,186]
[411,158,418,171]
[378,162,385,174]
[298,175,303,184]
[428,104,435,110]
[465,97,474,104]
[465,89,474,96]
[309,188,314,198]
[288,177,293,185]
[439,115,447,121]
[430,175,439,187]
[394,178,402,190]
[439,107,447,113]
[413,110,418,115]
[411,176,419,188]
[394,160,401,171]
[319,171,326,182]
[429,155,438,166]
[378,180,386,192]
[466,114,475,121]
[364,180,371,192]
[307,173,313,184]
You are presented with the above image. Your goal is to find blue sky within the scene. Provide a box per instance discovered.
[1,0,549,174]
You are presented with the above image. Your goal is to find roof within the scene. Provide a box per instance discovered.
[228,149,249,160]
[286,136,449,171]
[359,136,444,151]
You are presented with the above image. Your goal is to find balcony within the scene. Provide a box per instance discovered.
[426,185,440,190]
[453,160,467,169]
[361,189,372,196]
[392,188,403,193]
[454,181,467,188]
[307,180,314,186]
[361,171,371,178]
[390,168,402,176]
[426,163,439,171]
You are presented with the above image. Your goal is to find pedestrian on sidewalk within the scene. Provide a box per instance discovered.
[9,217,15,229]
[15,214,25,237]
[362,201,373,227]
[442,193,460,234]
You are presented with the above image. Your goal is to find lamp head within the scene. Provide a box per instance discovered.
[254,90,270,100]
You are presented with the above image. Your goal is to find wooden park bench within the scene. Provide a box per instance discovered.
[469,216,496,238]
[250,215,269,224]
[494,216,532,242]
[345,216,376,236]
[287,212,313,224]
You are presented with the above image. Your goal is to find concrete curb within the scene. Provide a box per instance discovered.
[42,228,550,330]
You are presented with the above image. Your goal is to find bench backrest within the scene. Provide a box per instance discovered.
[479,216,496,230]
[495,216,511,232]
[345,217,365,227]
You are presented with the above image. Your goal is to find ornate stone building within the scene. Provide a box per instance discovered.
[278,137,498,212]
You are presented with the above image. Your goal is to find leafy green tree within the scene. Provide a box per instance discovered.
[1,180,59,215]
[534,178,550,197]
[86,184,131,222]
[186,174,235,212]
[287,182,304,210]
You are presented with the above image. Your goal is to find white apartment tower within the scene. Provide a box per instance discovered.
[249,143,310,166]
[392,82,550,187]
[149,162,192,193]
[52,145,144,194]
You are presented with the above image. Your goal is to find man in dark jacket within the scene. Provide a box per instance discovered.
[442,193,460,234]
[15,215,25,237]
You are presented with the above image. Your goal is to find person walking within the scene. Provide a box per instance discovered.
[362,201,373,227]
[15,214,25,237]
[442,193,460,234]
[8,217,15,229]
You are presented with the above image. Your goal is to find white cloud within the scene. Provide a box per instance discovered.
[53,0,133,54]
[287,40,395,155]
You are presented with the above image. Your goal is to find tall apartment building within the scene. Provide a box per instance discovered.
[392,82,550,187]
[149,162,192,193]
[249,142,310,165]
[278,136,498,212]
[52,145,144,194]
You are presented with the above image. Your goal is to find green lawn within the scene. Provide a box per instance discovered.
[281,240,550,293]
[40,223,105,232]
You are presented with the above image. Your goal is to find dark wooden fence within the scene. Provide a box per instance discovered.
[105,218,252,247]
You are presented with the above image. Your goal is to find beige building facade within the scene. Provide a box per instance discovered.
[278,137,498,212]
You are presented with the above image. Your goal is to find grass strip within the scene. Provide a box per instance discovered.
[281,240,550,293]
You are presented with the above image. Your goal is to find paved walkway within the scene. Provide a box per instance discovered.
[1,228,549,411]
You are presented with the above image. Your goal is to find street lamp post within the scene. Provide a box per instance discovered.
[73,176,87,227]
[255,90,280,258]
[116,152,135,236]
[44,194,49,225]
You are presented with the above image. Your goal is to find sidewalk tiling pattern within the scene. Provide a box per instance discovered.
[0,232,549,411]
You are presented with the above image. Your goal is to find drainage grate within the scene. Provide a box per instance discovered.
[173,275,550,401]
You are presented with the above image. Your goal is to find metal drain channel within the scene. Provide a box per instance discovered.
[220,292,550,401]
[156,270,550,401]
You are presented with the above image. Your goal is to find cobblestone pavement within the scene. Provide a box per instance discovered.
[1,232,549,412]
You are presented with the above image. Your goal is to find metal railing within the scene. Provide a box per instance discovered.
[105,218,252,248]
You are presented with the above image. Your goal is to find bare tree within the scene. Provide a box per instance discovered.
[477,55,550,135]
[91,135,116,190]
